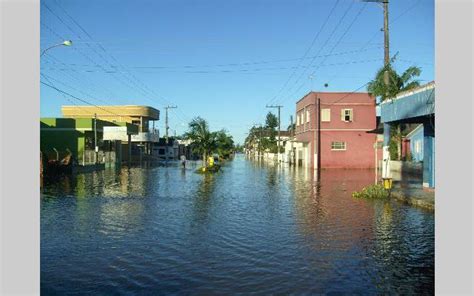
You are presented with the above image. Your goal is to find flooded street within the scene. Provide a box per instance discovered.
[41,155,434,294]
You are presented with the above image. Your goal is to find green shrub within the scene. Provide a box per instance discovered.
[352,184,389,199]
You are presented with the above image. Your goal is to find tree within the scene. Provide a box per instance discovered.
[367,55,422,160]
[265,112,278,129]
[184,117,217,166]
[367,54,422,101]
[264,112,278,153]
[214,129,235,159]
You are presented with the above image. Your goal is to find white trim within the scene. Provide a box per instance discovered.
[295,128,374,135]
[322,103,373,106]
[405,124,423,138]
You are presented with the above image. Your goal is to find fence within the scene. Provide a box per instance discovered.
[81,150,118,165]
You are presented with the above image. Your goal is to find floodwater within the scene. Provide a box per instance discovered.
[41,154,434,295]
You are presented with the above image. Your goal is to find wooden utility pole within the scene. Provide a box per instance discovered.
[317,98,321,177]
[383,0,390,95]
[266,105,283,162]
[165,105,177,144]
[290,115,294,166]
[94,113,98,164]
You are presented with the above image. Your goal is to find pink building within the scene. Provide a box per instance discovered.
[294,91,377,169]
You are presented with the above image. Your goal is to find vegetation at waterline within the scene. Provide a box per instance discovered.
[352,184,389,199]
[184,117,235,172]
[367,53,423,160]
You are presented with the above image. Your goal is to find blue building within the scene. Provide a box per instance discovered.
[380,81,435,188]
[406,124,424,162]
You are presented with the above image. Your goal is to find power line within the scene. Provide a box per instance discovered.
[40,58,383,74]
[271,0,357,107]
[40,80,121,116]
[48,0,192,123]
[280,2,368,105]
[39,45,382,70]
[266,0,342,107]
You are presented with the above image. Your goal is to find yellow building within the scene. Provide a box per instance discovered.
[62,105,160,157]
[61,105,159,133]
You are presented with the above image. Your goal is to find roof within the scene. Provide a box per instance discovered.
[295,91,373,105]
[394,81,435,100]
[61,105,160,120]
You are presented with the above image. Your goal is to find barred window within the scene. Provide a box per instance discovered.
[331,141,346,151]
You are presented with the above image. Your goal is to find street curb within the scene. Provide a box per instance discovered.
[391,191,435,212]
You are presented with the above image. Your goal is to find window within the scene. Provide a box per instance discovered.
[341,109,353,122]
[415,140,422,153]
[321,108,331,122]
[306,110,310,123]
[296,113,300,126]
[331,141,346,151]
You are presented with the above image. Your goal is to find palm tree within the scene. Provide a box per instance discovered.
[184,117,217,166]
[367,54,422,101]
[367,54,422,160]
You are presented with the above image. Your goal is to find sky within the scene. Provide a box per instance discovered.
[40,0,434,144]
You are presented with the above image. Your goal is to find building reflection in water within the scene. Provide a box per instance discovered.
[285,165,433,293]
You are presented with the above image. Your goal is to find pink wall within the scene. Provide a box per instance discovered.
[295,91,377,169]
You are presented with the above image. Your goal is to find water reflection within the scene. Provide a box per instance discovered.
[191,173,218,226]
[41,157,434,294]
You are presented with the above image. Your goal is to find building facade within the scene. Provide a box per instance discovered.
[380,81,435,188]
[61,105,160,156]
[40,117,138,165]
[294,92,377,169]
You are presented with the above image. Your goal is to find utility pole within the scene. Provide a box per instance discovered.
[383,0,390,90]
[317,98,321,179]
[290,115,294,166]
[94,113,98,164]
[266,105,283,162]
[362,0,390,89]
[165,105,177,144]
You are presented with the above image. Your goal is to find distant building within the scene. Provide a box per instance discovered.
[294,91,377,169]
[153,138,179,160]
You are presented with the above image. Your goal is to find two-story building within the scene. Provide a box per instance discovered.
[61,105,160,158]
[294,91,377,169]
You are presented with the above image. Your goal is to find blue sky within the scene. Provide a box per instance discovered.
[40,0,434,144]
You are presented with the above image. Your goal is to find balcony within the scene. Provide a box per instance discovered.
[131,129,159,143]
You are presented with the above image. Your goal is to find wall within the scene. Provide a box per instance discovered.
[321,131,376,169]
[408,126,424,162]
[294,92,376,169]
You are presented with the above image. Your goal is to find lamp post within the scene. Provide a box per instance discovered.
[41,40,73,57]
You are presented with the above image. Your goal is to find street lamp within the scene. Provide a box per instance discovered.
[41,40,73,57]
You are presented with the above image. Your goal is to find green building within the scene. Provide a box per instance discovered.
[40,118,138,165]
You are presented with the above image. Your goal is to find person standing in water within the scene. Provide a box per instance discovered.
[180,155,186,169]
